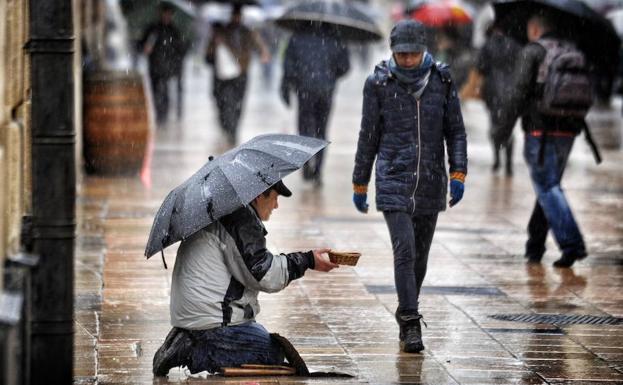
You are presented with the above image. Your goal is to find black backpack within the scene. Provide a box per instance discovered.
[536,38,593,118]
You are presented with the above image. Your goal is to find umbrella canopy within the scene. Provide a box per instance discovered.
[408,0,473,27]
[144,134,328,258]
[275,0,383,42]
[121,0,197,43]
[493,0,621,77]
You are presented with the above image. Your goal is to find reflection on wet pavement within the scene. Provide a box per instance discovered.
[74,55,623,384]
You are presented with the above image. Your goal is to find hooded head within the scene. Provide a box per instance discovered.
[390,20,428,54]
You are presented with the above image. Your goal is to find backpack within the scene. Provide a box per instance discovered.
[536,38,593,118]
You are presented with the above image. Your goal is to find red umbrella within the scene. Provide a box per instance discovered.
[409,0,472,27]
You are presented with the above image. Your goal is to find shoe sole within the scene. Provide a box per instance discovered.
[400,341,424,353]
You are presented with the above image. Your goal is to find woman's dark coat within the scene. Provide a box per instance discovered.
[352,61,468,214]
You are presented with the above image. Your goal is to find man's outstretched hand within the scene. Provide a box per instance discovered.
[312,248,339,272]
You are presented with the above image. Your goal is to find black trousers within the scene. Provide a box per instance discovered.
[383,211,438,316]
[296,89,334,180]
[213,75,248,143]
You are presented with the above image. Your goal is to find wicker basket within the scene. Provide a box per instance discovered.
[328,251,361,266]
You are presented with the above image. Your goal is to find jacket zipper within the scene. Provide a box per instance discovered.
[411,99,421,215]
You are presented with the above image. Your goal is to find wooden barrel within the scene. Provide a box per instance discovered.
[83,70,150,175]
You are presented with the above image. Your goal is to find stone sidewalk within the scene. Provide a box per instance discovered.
[74,55,623,384]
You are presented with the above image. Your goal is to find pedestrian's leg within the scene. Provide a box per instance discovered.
[176,68,184,121]
[524,136,585,267]
[188,322,284,374]
[412,213,439,297]
[383,211,418,314]
[218,79,238,144]
[490,116,501,172]
[384,211,425,353]
[229,75,248,144]
[162,77,170,123]
[297,91,316,180]
[526,200,548,262]
[213,77,229,135]
[505,136,514,176]
[492,142,501,172]
[309,92,333,184]
[151,75,168,125]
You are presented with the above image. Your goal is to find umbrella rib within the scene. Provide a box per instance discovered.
[238,147,302,168]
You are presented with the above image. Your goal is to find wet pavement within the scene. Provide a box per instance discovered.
[74,52,623,384]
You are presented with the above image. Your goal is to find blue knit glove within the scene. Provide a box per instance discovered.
[353,184,369,213]
[449,173,465,207]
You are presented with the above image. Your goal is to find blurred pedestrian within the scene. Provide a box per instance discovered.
[352,20,467,353]
[434,27,473,89]
[461,24,521,175]
[139,3,188,125]
[280,28,350,186]
[497,13,594,267]
[258,22,281,88]
[206,5,271,145]
[152,181,338,376]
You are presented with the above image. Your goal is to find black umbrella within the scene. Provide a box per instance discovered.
[493,0,621,77]
[144,134,328,258]
[275,0,383,42]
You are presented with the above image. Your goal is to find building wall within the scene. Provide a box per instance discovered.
[1,0,30,287]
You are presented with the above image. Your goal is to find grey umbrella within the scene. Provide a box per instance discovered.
[275,0,383,42]
[144,134,328,258]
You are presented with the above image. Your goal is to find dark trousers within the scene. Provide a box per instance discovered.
[172,67,184,120]
[383,211,438,316]
[296,89,333,180]
[213,74,248,143]
[150,73,170,124]
[524,135,585,257]
[489,107,514,173]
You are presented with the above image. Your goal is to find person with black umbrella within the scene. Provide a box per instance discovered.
[139,2,189,125]
[495,11,593,268]
[280,27,351,186]
[152,179,339,376]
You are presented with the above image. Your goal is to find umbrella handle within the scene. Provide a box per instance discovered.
[161,249,168,269]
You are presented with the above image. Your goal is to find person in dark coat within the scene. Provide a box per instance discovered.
[280,28,350,185]
[477,26,521,175]
[206,5,270,145]
[352,20,467,353]
[152,181,338,376]
[497,14,589,268]
[139,3,188,125]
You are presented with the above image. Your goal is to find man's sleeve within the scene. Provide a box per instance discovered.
[475,42,489,75]
[221,210,314,293]
[352,75,382,186]
[335,44,351,79]
[443,79,468,174]
[282,37,296,86]
[137,24,155,52]
[497,43,545,142]
[205,30,216,65]
[250,28,269,58]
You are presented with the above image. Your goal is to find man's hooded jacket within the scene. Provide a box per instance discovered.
[170,205,314,330]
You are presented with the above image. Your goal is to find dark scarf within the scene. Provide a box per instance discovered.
[389,52,434,99]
